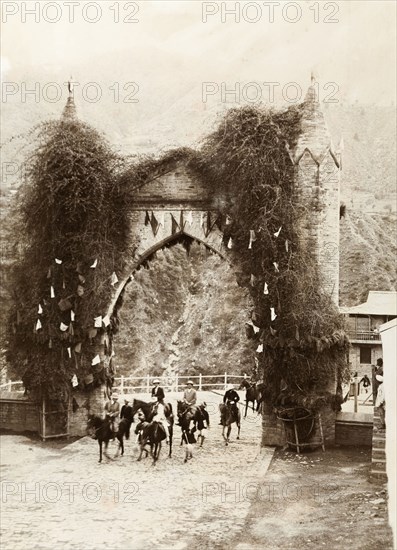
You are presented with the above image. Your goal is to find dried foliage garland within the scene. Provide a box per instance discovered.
[7,103,350,409]
[7,118,135,404]
[199,105,350,409]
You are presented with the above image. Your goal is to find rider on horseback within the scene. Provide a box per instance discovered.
[151,379,165,401]
[104,393,120,434]
[183,380,197,409]
[152,396,170,445]
[221,384,240,422]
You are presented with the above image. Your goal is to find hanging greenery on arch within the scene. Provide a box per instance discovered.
[198,105,350,409]
[6,103,349,409]
[7,117,136,404]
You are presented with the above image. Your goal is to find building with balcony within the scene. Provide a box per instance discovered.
[340,291,397,376]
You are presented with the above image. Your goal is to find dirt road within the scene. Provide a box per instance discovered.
[1,391,269,550]
[1,391,393,550]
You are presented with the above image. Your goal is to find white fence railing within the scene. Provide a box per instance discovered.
[113,373,246,395]
[0,374,246,395]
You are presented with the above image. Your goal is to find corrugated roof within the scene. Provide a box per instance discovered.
[340,291,397,316]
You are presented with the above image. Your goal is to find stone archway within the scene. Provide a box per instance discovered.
[107,208,231,317]
[70,83,342,445]
[108,228,252,388]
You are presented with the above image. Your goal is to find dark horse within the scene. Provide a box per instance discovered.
[177,401,210,447]
[86,415,132,463]
[219,402,241,445]
[136,420,166,463]
[130,399,174,458]
[239,379,264,417]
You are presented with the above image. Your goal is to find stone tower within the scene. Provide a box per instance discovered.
[292,80,341,306]
[262,81,342,447]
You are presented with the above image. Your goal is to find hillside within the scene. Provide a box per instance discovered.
[339,211,397,306]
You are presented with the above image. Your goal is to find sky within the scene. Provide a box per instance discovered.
[1,0,396,105]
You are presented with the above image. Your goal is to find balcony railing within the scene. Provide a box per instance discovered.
[347,330,381,342]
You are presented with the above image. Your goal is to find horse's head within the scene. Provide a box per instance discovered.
[86,414,101,436]
[177,400,187,416]
[131,398,153,421]
[130,399,140,418]
[239,378,251,390]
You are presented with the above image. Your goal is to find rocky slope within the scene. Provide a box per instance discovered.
[339,211,397,306]
[114,241,253,379]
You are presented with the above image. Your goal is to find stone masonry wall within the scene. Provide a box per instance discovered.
[0,393,39,433]
[68,385,106,437]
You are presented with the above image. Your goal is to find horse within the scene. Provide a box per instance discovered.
[219,402,241,445]
[136,420,166,464]
[239,379,264,417]
[130,398,174,458]
[177,401,210,447]
[86,415,132,463]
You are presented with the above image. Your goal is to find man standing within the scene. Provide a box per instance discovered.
[375,369,385,429]
[183,380,197,408]
[104,393,120,432]
[120,398,133,439]
[151,379,165,401]
[372,358,383,403]
[360,374,371,394]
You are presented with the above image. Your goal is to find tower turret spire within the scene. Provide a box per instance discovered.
[62,76,77,120]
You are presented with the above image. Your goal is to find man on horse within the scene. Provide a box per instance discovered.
[151,379,165,401]
[151,393,170,444]
[183,380,197,409]
[222,383,240,422]
[104,393,120,433]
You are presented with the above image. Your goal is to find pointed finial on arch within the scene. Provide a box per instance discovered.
[68,76,74,98]
[305,71,319,104]
[62,76,77,120]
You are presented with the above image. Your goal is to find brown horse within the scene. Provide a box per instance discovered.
[86,415,132,463]
[136,420,166,464]
[130,398,174,458]
[239,379,265,417]
[219,402,241,445]
[177,401,210,447]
